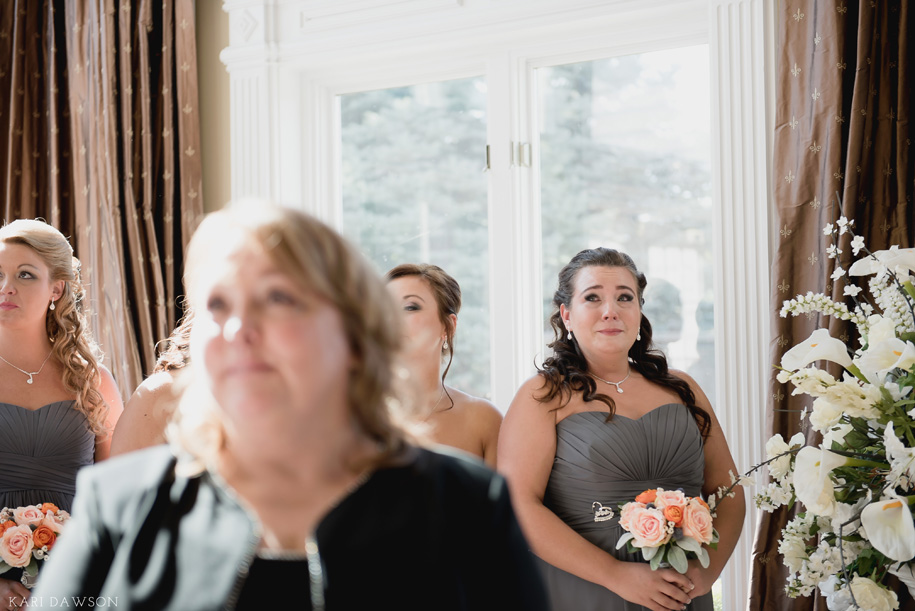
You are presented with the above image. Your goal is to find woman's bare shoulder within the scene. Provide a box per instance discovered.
[450,388,503,421]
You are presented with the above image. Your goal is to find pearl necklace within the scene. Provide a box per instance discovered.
[0,350,53,384]
[591,367,631,394]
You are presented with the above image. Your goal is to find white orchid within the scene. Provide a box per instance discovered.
[765,432,805,479]
[885,422,915,491]
[860,494,915,562]
[819,574,854,611]
[829,489,871,537]
[823,380,881,420]
[782,329,853,371]
[794,446,846,517]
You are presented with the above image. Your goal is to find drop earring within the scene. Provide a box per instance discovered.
[443,340,449,350]
[636,332,641,341]
[49,300,56,311]
[567,329,573,341]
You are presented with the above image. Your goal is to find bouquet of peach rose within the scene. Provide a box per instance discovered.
[0,503,70,588]
[615,488,719,573]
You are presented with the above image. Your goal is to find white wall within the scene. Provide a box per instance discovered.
[195,0,231,212]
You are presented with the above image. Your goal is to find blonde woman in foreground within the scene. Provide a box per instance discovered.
[34,203,546,610]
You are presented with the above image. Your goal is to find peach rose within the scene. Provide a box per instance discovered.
[39,503,59,514]
[32,525,57,550]
[41,510,67,534]
[619,502,646,531]
[663,505,684,526]
[635,489,657,504]
[0,524,34,567]
[653,489,687,511]
[13,505,45,526]
[628,506,671,548]
[0,521,15,535]
[682,498,715,544]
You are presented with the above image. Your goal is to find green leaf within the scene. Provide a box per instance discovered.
[642,545,659,561]
[616,532,635,550]
[845,431,872,449]
[649,548,663,570]
[697,546,710,568]
[667,545,688,573]
[676,537,702,554]
[23,558,38,577]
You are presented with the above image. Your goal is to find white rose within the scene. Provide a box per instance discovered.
[809,397,843,433]
[848,575,899,611]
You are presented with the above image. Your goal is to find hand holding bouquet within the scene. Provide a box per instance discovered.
[616,488,719,574]
[0,503,70,588]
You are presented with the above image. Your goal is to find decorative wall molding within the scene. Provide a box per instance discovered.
[708,1,775,610]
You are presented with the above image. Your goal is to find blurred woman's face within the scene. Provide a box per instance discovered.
[387,275,446,362]
[190,239,353,431]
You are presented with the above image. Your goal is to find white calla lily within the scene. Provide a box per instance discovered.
[855,337,909,383]
[849,246,915,277]
[860,496,915,562]
[892,342,915,374]
[888,562,915,600]
[782,329,852,372]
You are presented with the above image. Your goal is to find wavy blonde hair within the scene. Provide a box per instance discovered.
[0,219,108,435]
[171,202,412,469]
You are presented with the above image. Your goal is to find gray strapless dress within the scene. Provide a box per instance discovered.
[538,403,714,611]
[0,401,95,513]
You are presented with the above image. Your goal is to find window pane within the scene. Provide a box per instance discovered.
[538,46,715,404]
[340,78,491,398]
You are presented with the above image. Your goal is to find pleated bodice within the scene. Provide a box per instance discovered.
[538,403,713,611]
[0,401,95,512]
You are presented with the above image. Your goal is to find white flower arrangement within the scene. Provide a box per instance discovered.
[762,216,915,610]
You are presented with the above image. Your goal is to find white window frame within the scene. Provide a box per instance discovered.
[221,1,775,608]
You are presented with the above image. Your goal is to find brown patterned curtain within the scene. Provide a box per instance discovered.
[751,1,913,610]
[0,0,203,398]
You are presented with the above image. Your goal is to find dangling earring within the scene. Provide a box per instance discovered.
[49,300,56,311]
[443,340,449,350]
[567,329,573,341]
[636,332,641,341]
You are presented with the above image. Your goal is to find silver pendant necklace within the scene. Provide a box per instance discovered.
[0,350,53,384]
[591,367,631,394]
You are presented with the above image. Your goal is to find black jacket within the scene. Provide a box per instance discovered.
[32,445,548,610]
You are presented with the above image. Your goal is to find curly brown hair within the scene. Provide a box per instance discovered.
[153,305,193,373]
[538,247,711,439]
[0,219,109,435]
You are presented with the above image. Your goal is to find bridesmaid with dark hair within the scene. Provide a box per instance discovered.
[498,248,745,611]
[386,263,501,468]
